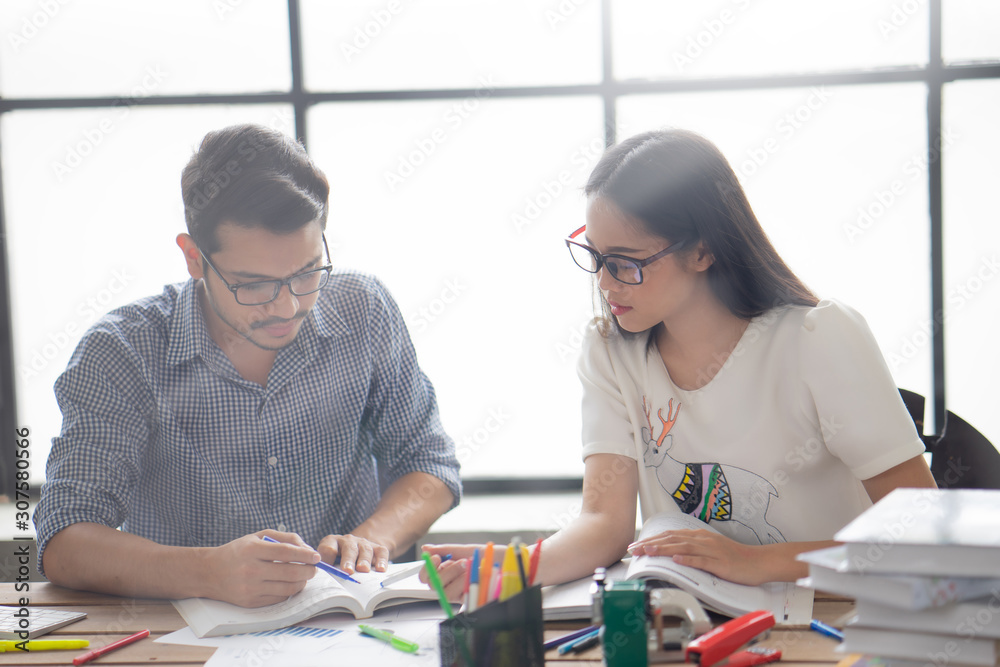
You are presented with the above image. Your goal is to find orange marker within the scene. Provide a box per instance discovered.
[478,542,494,608]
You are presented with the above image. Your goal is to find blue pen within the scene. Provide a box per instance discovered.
[558,628,600,655]
[261,535,361,584]
[810,619,844,641]
[568,633,601,654]
[467,548,480,612]
[544,625,599,652]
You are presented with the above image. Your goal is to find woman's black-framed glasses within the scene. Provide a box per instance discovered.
[200,234,333,306]
[565,225,687,286]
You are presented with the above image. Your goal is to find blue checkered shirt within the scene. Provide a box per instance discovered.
[34,272,461,574]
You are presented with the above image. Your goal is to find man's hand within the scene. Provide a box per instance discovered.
[318,534,390,575]
[202,531,320,607]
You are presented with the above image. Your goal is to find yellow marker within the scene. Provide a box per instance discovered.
[519,544,530,582]
[0,639,89,652]
[499,544,520,601]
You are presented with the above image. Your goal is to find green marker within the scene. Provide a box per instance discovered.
[421,550,455,619]
[358,624,419,653]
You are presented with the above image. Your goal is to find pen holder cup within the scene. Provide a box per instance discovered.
[439,585,544,667]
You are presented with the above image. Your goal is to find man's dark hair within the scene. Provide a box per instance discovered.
[181,124,330,254]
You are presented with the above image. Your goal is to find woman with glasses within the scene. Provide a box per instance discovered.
[425,129,935,593]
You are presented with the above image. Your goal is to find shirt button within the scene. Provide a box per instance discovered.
[267,456,278,467]
[277,523,287,532]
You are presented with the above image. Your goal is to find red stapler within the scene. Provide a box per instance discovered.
[722,646,782,667]
[684,610,775,667]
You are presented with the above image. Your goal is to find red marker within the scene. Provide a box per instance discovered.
[73,629,150,666]
[527,538,542,585]
[685,610,775,667]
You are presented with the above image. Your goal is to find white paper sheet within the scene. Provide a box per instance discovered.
[202,618,443,666]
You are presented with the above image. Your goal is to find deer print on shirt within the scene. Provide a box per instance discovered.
[641,396,785,545]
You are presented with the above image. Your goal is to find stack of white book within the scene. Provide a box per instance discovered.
[797,488,1000,667]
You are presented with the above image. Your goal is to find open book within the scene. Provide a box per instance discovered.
[626,512,813,625]
[542,512,813,626]
[174,562,440,638]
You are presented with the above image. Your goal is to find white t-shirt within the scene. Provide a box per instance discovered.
[578,299,925,545]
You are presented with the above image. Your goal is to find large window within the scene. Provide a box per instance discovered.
[1,1,998,493]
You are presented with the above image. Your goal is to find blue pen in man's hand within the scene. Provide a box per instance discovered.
[261,535,361,584]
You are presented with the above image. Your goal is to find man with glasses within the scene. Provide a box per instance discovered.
[34,124,462,607]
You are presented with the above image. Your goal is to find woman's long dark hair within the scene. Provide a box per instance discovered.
[585,129,817,332]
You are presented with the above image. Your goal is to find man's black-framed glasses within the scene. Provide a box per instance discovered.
[565,225,687,286]
[200,234,333,306]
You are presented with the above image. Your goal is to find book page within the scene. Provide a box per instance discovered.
[174,574,358,638]
[541,561,630,620]
[627,512,813,625]
[364,567,441,616]
[174,562,431,638]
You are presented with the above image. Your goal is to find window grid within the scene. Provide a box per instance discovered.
[1,0,998,496]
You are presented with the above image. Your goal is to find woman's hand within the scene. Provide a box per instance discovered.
[628,529,767,585]
[420,544,478,601]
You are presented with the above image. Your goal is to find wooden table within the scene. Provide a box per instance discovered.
[0,583,853,665]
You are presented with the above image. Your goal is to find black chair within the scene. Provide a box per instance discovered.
[899,389,1000,490]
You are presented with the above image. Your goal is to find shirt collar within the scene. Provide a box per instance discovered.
[166,280,216,367]
[310,289,352,339]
